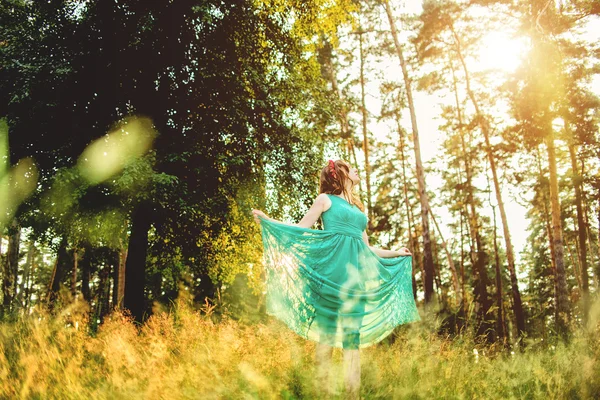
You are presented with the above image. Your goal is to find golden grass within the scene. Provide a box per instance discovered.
[1,298,599,399]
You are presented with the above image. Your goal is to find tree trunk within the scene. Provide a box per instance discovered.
[80,247,91,302]
[583,193,599,287]
[102,264,111,317]
[545,131,570,337]
[357,27,373,223]
[383,0,435,303]
[431,65,461,304]
[397,118,418,300]
[320,40,350,139]
[492,203,506,344]
[47,238,69,309]
[95,263,111,319]
[349,139,363,194]
[431,230,445,304]
[564,237,582,291]
[2,220,21,314]
[460,210,466,308]
[18,240,35,309]
[568,141,589,323]
[450,27,526,340]
[23,244,36,310]
[113,246,127,309]
[465,159,493,341]
[454,101,492,340]
[536,148,561,333]
[71,247,79,297]
[597,191,600,288]
[430,211,460,306]
[124,201,152,322]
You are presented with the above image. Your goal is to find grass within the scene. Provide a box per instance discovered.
[1,298,599,399]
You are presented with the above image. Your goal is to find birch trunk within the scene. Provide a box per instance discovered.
[383,0,435,303]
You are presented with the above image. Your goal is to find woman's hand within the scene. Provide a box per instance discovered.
[397,247,412,256]
[369,245,412,258]
[252,209,269,224]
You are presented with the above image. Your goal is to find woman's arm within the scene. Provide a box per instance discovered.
[362,231,411,257]
[252,193,331,228]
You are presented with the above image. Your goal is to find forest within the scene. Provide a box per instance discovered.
[1,0,599,398]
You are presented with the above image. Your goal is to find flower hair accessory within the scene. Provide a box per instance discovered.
[328,159,337,179]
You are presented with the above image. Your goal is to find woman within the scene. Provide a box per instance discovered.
[252,159,419,397]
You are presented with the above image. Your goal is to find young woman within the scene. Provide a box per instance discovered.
[252,159,419,398]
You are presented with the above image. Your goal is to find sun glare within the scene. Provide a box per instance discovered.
[476,32,529,73]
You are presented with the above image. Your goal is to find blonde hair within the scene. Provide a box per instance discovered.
[319,160,364,211]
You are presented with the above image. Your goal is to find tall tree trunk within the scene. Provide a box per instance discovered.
[537,151,559,323]
[397,119,418,300]
[80,247,91,302]
[564,237,582,291]
[383,0,435,303]
[320,40,350,140]
[430,211,460,306]
[493,222,505,344]
[411,223,425,297]
[568,141,589,323]
[455,106,492,341]
[545,131,570,337]
[490,192,506,344]
[357,27,373,223]
[465,165,493,341]
[124,201,152,322]
[460,210,466,308]
[24,244,36,310]
[18,240,35,309]
[450,28,526,340]
[101,264,111,317]
[349,139,363,194]
[47,238,69,309]
[95,262,111,320]
[2,220,21,314]
[583,193,599,287]
[597,191,600,287]
[431,230,445,304]
[113,246,127,309]
[71,247,79,297]
[528,1,570,337]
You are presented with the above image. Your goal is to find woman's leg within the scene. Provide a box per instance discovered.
[316,343,333,391]
[343,348,361,398]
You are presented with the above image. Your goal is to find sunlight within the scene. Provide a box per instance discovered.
[476,31,529,73]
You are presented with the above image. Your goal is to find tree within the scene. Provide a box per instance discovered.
[382,0,436,304]
[1,220,20,315]
[413,0,527,342]
[0,0,352,321]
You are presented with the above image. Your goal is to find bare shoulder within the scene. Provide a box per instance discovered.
[315,193,332,212]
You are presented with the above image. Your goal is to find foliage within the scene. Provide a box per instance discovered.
[0,0,352,317]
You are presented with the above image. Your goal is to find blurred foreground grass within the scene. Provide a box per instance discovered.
[1,298,599,400]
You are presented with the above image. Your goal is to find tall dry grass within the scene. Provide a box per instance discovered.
[1,297,599,399]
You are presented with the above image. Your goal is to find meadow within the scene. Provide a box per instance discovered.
[1,297,599,400]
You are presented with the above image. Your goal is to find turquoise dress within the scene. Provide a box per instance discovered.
[259,194,419,349]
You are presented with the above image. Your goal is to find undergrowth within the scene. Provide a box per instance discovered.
[1,297,599,399]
